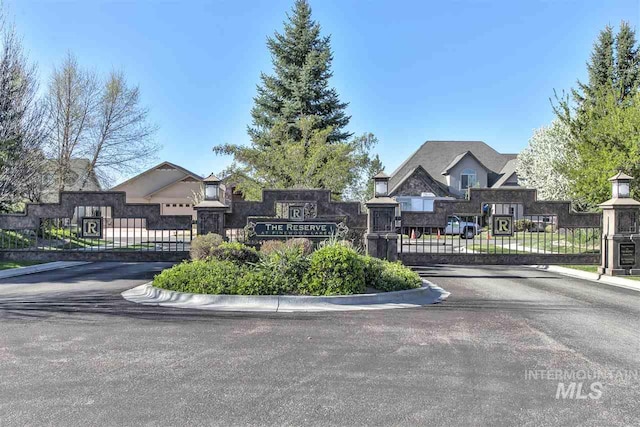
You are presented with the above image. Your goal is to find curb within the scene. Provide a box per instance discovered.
[531,265,640,292]
[0,261,91,279]
[121,279,450,312]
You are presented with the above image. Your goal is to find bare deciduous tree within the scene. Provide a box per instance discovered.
[46,53,98,192]
[81,71,158,188]
[46,56,158,191]
[0,20,48,211]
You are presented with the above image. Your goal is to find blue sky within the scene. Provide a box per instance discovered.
[9,0,640,184]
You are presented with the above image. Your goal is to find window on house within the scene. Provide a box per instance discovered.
[179,204,184,207]
[172,204,177,207]
[460,169,477,190]
[165,204,170,207]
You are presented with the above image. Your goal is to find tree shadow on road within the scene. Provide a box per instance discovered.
[0,292,321,322]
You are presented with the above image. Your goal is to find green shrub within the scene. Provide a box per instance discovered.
[210,242,260,265]
[260,246,311,294]
[190,233,224,260]
[318,236,355,251]
[259,240,286,256]
[514,219,533,232]
[237,268,278,295]
[285,238,314,256]
[361,256,422,292]
[302,244,365,295]
[153,260,244,294]
[362,256,385,289]
[376,261,422,292]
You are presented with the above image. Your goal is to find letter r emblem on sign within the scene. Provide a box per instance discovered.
[492,215,514,236]
[81,217,103,238]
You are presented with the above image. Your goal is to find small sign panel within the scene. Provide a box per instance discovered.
[619,242,636,267]
[288,205,305,221]
[492,215,514,237]
[248,221,347,238]
[81,217,102,238]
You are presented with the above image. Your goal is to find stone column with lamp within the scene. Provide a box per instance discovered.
[598,172,640,276]
[365,172,400,261]
[194,174,229,237]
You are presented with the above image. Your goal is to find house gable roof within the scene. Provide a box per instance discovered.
[441,151,492,175]
[492,158,519,188]
[111,161,203,191]
[144,175,203,199]
[389,141,516,190]
[389,165,450,197]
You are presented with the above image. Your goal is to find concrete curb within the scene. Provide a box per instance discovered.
[531,265,640,292]
[0,261,91,279]
[121,279,450,312]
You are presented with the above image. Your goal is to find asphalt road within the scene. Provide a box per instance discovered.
[1,262,639,426]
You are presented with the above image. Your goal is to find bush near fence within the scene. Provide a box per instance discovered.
[154,239,422,296]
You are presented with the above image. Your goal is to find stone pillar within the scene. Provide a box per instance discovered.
[598,172,640,276]
[194,173,229,237]
[365,199,399,261]
[194,204,227,236]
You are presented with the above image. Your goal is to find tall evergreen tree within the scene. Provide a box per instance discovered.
[614,21,640,101]
[215,0,381,200]
[572,25,615,105]
[248,0,351,145]
[554,21,640,128]
[551,21,640,207]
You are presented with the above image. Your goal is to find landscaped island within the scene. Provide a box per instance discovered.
[152,234,422,296]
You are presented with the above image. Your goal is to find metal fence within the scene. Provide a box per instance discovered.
[0,205,194,253]
[399,215,601,256]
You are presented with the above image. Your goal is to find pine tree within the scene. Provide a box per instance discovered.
[248,0,351,145]
[214,0,381,200]
[572,25,614,105]
[551,21,640,208]
[614,21,640,101]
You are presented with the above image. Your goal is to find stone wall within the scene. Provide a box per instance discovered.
[225,189,367,234]
[0,191,193,230]
[400,188,601,228]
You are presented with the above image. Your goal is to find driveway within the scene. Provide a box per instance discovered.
[1,262,639,426]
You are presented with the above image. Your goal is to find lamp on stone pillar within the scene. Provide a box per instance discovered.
[610,171,632,199]
[365,172,398,261]
[194,173,229,237]
[599,171,640,276]
[373,172,389,197]
[204,174,221,201]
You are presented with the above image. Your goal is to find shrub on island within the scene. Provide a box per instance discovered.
[154,240,422,296]
[301,244,365,295]
[209,242,260,265]
[189,233,224,260]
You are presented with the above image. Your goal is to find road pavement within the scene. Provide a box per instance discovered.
[1,262,639,426]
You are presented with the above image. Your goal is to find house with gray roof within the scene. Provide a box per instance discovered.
[111,161,207,218]
[389,141,519,198]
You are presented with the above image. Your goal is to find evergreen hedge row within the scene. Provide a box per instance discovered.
[153,237,421,296]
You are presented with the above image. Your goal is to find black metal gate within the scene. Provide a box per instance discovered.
[397,189,601,265]
[0,192,194,262]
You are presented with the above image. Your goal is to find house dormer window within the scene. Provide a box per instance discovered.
[460,168,477,190]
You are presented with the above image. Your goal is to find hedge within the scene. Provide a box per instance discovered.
[154,241,422,296]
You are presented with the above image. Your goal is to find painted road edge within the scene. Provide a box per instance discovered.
[532,265,640,292]
[121,279,450,312]
[0,261,91,279]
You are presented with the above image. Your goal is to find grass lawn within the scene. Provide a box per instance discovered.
[0,261,42,270]
[469,245,529,254]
